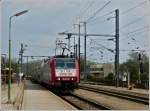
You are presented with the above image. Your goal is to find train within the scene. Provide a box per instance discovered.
[31,55,79,90]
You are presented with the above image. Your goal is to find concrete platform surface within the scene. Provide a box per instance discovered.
[1,82,23,110]
[23,80,76,110]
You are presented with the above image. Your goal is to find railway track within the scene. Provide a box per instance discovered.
[40,81,148,110]
[79,85,149,105]
[47,87,111,110]
[45,85,111,110]
[60,93,112,110]
[80,81,104,85]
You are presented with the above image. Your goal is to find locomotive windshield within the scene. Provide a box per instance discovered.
[56,58,75,69]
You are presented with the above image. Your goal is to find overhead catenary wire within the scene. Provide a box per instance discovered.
[89,26,149,56]
[90,38,114,41]
[63,0,92,33]
[121,25,149,36]
[120,32,149,53]
[90,39,114,53]
[108,13,149,35]
[130,34,148,48]
[88,10,115,23]
[88,17,110,26]
[120,0,147,15]
[86,1,111,23]
[89,36,148,59]
[65,1,112,37]
[90,36,146,58]
[90,37,114,46]
[88,1,148,63]
[62,0,96,33]
[120,25,149,42]
[61,1,148,63]
[24,49,43,57]
[76,0,95,22]
[86,0,147,25]
[120,29,149,42]
[88,0,148,35]
[89,45,115,63]
[65,0,147,34]
[28,45,52,49]
[119,49,147,52]
[120,14,149,29]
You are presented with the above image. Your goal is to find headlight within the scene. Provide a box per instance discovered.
[57,78,60,80]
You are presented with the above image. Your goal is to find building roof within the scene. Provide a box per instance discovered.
[2,68,13,70]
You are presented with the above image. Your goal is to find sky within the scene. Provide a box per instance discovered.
[1,0,150,63]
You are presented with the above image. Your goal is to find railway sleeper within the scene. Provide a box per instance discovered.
[79,86,149,105]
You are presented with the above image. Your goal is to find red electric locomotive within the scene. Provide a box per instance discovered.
[31,55,79,90]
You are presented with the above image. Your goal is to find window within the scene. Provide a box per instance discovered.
[100,68,103,71]
[56,62,75,69]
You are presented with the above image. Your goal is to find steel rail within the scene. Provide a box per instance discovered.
[79,85,149,105]
[60,93,112,110]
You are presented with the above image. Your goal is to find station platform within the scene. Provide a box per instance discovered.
[22,80,76,110]
[1,82,23,110]
[79,83,149,98]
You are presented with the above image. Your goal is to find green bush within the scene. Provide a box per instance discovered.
[105,72,114,80]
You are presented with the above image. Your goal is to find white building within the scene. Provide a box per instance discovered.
[90,63,114,79]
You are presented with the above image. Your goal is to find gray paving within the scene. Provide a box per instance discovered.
[23,80,76,110]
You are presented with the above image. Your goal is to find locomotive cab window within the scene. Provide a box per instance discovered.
[56,58,76,69]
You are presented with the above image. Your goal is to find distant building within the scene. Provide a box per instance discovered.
[103,63,114,77]
[90,63,114,79]
[90,64,103,79]
[1,68,16,83]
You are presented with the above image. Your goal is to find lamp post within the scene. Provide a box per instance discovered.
[8,10,28,102]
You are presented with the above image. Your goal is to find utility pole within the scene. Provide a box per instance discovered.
[127,72,130,87]
[2,54,7,88]
[66,34,72,51]
[83,22,87,80]
[78,24,81,83]
[138,53,144,83]
[68,34,71,51]
[17,59,21,86]
[20,43,23,73]
[138,53,141,83]
[75,44,78,58]
[115,9,119,87]
[73,36,75,57]
[8,15,12,102]
[26,56,29,76]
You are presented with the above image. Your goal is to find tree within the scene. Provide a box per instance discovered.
[120,52,149,82]
[105,72,114,81]
[3,58,18,72]
[120,63,128,73]
[140,72,148,81]
[104,72,115,85]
